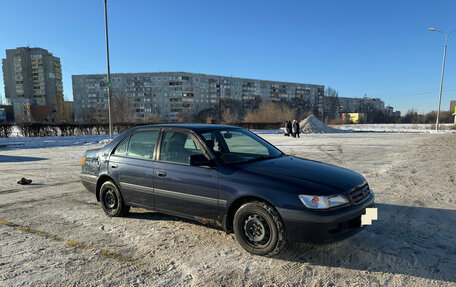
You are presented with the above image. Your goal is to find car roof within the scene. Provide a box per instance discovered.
[132,123,241,131]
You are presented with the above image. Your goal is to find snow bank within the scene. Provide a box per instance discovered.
[335,123,456,133]
[299,115,351,134]
[250,129,283,134]
[0,135,110,150]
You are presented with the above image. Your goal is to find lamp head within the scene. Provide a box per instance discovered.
[428,28,436,31]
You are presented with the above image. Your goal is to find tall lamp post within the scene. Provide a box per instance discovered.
[104,0,113,139]
[428,27,456,131]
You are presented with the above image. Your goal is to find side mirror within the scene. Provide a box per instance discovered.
[189,154,212,166]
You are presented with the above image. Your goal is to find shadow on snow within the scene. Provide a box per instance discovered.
[124,203,456,282]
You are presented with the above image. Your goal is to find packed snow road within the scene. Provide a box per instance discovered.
[0,133,455,286]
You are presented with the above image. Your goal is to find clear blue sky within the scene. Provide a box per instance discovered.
[1,0,456,114]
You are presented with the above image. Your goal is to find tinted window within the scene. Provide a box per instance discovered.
[159,131,203,164]
[222,130,269,155]
[201,131,222,153]
[200,129,282,164]
[113,136,130,156]
[127,129,159,159]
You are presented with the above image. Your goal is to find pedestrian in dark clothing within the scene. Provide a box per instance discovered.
[291,120,297,137]
[283,121,289,136]
[286,120,292,136]
[292,120,300,138]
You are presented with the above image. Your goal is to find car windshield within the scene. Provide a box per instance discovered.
[199,128,283,164]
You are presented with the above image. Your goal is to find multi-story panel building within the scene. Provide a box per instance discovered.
[2,47,63,121]
[72,72,324,123]
[338,96,385,113]
[450,100,456,114]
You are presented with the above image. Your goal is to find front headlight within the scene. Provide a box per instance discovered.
[299,194,349,209]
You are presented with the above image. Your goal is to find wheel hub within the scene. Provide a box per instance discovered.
[105,190,117,209]
[243,214,270,245]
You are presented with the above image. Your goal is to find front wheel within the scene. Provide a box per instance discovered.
[99,181,130,217]
[233,201,286,256]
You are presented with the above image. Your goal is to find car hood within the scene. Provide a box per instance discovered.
[236,155,366,193]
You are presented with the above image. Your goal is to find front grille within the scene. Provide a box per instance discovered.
[349,183,370,204]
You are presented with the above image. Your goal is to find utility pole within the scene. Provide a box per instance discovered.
[104,0,113,139]
[218,76,222,122]
[429,27,456,131]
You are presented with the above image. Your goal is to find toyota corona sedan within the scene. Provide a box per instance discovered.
[80,124,375,255]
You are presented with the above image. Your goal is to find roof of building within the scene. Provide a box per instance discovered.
[71,72,324,87]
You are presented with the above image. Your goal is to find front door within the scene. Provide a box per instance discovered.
[153,130,219,221]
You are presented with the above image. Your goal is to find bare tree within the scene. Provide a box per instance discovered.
[144,112,160,123]
[54,95,74,123]
[91,106,107,123]
[205,115,214,124]
[177,109,192,123]
[222,108,238,124]
[324,87,340,120]
[111,91,135,123]
[217,99,243,121]
[244,101,296,123]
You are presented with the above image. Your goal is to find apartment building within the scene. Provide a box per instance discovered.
[72,72,324,122]
[2,47,63,121]
[338,96,385,113]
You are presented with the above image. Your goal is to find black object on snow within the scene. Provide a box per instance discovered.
[17,178,32,185]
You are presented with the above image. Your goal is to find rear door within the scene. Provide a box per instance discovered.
[153,130,219,220]
[109,128,160,209]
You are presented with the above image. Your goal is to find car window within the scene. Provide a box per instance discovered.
[113,135,130,156]
[200,131,222,153]
[200,129,281,164]
[127,129,159,159]
[159,131,204,164]
[222,130,269,155]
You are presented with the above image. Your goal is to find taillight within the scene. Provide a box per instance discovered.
[81,157,86,166]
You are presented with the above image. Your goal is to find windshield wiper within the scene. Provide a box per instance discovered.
[234,154,282,164]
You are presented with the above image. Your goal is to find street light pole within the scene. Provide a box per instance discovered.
[104,0,113,139]
[429,28,456,131]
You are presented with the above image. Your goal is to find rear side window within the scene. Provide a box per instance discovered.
[126,129,159,160]
[113,136,130,156]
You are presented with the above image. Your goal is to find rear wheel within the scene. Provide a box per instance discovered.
[100,181,130,217]
[233,201,286,256]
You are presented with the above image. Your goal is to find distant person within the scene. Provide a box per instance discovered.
[292,120,300,138]
[285,120,292,136]
[283,120,289,136]
[291,120,296,138]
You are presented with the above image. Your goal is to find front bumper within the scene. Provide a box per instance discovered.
[278,192,375,243]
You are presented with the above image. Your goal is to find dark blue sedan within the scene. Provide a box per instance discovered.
[80,124,375,255]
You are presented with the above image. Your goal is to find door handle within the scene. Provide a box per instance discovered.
[156,171,167,177]
[111,164,118,168]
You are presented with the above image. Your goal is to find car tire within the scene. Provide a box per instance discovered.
[233,201,286,256]
[99,181,130,217]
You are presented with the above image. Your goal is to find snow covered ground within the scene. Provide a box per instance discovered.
[335,123,455,133]
[0,135,110,150]
[0,133,455,286]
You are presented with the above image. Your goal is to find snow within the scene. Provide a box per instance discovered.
[300,115,351,133]
[0,135,111,150]
[335,123,456,133]
[1,123,454,151]
[1,133,455,286]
